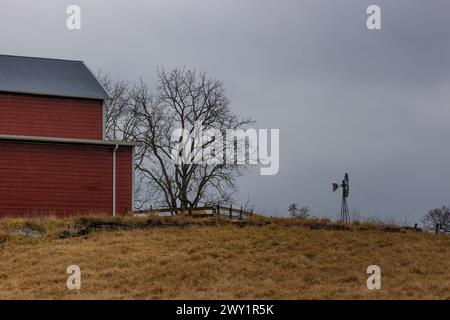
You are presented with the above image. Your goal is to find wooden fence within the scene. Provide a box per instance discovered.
[133,202,257,220]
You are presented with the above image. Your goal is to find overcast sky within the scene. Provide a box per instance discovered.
[2,0,450,222]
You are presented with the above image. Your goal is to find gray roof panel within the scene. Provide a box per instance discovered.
[0,54,110,100]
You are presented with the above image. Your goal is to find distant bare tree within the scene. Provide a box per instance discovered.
[101,68,253,211]
[288,203,299,216]
[298,206,311,218]
[288,203,310,218]
[423,207,450,233]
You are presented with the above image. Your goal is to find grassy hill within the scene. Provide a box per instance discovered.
[0,215,448,299]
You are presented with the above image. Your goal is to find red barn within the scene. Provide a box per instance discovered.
[0,54,138,217]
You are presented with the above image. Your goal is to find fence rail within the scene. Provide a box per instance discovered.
[133,203,258,220]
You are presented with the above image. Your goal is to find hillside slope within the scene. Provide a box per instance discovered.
[0,216,448,299]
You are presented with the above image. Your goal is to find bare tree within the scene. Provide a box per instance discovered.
[97,72,135,141]
[102,68,253,212]
[288,203,299,216]
[288,203,311,218]
[423,207,450,233]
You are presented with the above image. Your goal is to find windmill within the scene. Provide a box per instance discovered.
[332,173,350,223]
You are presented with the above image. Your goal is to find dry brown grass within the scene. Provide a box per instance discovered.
[0,215,448,299]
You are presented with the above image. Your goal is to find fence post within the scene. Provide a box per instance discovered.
[229,204,232,219]
[251,209,253,217]
[413,223,418,230]
[435,223,440,235]
[239,206,243,220]
[217,201,220,217]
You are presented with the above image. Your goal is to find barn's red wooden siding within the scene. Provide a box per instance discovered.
[0,141,132,217]
[115,147,133,215]
[0,92,103,140]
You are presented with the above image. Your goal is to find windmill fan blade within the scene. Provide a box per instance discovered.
[332,183,339,192]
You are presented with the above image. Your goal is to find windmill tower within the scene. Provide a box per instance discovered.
[332,173,350,223]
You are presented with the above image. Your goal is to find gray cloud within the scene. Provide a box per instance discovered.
[1,0,450,222]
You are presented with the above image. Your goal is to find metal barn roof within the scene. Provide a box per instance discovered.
[0,54,110,100]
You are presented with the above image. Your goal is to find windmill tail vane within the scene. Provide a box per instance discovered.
[332,173,350,223]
